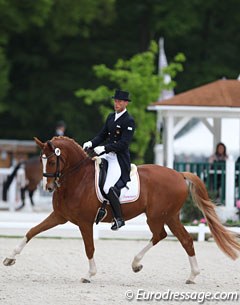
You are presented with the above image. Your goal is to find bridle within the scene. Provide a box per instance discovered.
[41,140,89,188]
[41,140,62,174]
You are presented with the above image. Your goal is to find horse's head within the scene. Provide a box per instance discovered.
[34,136,87,192]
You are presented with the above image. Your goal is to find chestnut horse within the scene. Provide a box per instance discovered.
[3,136,240,283]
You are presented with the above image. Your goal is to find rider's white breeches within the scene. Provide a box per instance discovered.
[102,152,121,194]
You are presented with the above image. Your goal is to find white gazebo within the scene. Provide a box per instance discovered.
[149,79,240,168]
[148,79,240,220]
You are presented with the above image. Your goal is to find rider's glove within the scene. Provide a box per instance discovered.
[94,146,105,156]
[83,141,92,150]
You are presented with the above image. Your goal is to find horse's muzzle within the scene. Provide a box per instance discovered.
[47,187,55,193]
[46,181,55,192]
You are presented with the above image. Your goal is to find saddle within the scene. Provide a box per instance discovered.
[94,157,140,224]
[95,157,140,204]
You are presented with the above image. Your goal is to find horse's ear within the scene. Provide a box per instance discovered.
[34,137,44,149]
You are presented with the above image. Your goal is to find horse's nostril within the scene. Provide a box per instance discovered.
[47,187,53,192]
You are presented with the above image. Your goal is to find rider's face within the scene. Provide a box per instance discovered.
[114,99,128,113]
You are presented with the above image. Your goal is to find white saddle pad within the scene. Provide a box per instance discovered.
[94,159,140,204]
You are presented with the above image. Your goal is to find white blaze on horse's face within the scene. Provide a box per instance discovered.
[42,154,48,191]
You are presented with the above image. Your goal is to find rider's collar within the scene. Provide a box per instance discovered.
[114,109,127,121]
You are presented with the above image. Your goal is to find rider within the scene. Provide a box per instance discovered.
[83,89,135,230]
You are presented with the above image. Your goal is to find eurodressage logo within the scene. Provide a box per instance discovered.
[125,289,239,303]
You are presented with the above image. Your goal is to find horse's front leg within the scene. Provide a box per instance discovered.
[3,211,67,266]
[78,222,96,283]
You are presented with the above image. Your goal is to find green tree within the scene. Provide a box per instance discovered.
[154,0,240,90]
[0,0,115,140]
[1,0,239,144]
[76,41,185,163]
[0,47,10,111]
[0,0,53,107]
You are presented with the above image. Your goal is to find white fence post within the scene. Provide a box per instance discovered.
[216,155,238,222]
[225,156,235,209]
[197,223,205,242]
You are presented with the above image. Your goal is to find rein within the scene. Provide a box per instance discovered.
[59,157,89,181]
[41,140,90,188]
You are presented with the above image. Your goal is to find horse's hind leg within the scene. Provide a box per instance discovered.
[29,190,35,206]
[15,187,27,210]
[3,211,67,266]
[132,220,167,273]
[166,215,200,284]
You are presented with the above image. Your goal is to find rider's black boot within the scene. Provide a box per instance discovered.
[107,187,125,230]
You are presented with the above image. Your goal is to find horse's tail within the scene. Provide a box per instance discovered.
[2,162,24,201]
[182,171,240,260]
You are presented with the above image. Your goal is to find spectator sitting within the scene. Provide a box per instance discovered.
[208,142,228,163]
[208,142,228,202]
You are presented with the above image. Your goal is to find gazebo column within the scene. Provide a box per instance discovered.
[225,156,235,209]
[202,118,222,153]
[154,110,164,165]
[165,114,174,168]
[213,118,222,149]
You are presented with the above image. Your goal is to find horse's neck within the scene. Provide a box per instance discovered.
[62,151,93,190]
[66,147,86,167]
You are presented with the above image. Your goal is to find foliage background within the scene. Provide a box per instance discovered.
[0,0,239,162]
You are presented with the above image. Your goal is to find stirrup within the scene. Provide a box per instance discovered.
[111,218,125,231]
[95,200,107,224]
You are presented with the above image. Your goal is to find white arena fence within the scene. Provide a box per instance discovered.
[0,212,239,241]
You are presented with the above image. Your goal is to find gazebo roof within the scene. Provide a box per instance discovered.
[152,79,240,107]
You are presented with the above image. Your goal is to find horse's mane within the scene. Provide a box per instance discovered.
[51,136,87,157]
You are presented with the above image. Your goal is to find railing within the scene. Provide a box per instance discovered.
[174,161,226,204]
[174,160,240,207]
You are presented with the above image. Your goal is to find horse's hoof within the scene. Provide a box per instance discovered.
[80,278,91,283]
[132,264,143,273]
[185,280,195,284]
[3,258,16,266]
